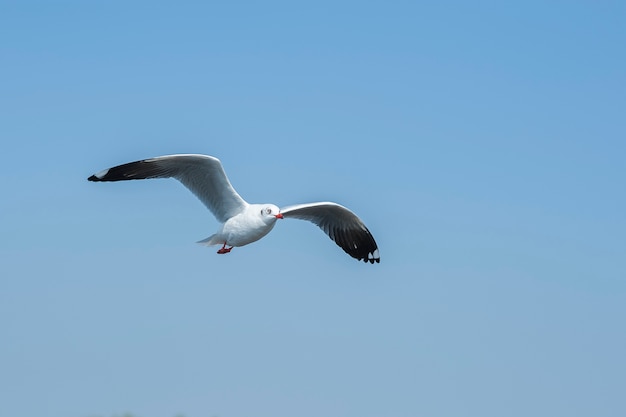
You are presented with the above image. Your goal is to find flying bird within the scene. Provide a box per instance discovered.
[88,154,380,263]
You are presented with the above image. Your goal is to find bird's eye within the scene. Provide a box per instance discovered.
[265,207,272,215]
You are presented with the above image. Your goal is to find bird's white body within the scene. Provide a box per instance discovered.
[199,203,280,247]
[88,154,380,263]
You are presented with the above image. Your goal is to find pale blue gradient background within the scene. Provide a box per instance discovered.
[1,1,625,417]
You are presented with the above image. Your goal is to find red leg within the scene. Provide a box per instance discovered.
[217,242,233,254]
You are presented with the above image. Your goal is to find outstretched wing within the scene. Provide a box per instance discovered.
[88,154,248,222]
[280,202,380,264]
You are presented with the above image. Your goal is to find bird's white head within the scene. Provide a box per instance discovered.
[259,204,283,223]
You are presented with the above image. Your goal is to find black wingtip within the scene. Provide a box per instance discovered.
[87,175,99,182]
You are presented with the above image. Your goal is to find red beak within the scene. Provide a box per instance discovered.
[275,213,284,219]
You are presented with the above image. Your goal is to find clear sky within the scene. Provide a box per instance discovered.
[1,1,625,417]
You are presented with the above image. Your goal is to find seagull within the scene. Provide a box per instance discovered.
[88,154,380,263]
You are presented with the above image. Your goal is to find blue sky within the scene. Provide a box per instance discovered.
[1,1,625,416]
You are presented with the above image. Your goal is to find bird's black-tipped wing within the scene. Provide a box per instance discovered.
[88,154,248,222]
[280,202,380,264]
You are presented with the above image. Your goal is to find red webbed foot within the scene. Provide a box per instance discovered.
[217,243,233,254]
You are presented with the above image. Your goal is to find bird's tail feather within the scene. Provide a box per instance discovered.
[196,234,221,246]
